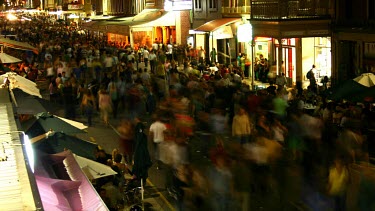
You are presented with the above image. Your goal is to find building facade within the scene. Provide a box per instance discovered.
[332,0,375,85]
[192,0,333,85]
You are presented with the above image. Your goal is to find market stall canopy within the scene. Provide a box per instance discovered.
[34,151,108,211]
[0,38,38,54]
[32,132,97,160]
[74,154,117,180]
[0,72,42,98]
[353,73,375,87]
[350,86,375,102]
[329,72,375,102]
[0,52,22,63]
[328,79,368,101]
[24,112,87,138]
[0,91,39,211]
[12,88,46,114]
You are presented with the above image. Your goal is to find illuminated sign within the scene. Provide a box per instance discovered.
[213,25,233,39]
[164,0,192,11]
[237,23,252,42]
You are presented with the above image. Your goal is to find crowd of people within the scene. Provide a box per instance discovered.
[1,14,375,211]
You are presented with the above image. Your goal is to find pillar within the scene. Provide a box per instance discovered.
[295,38,302,84]
[331,33,339,86]
[162,26,167,44]
[277,37,283,75]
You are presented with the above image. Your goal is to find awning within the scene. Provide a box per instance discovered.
[31,132,97,160]
[131,9,166,23]
[0,53,22,63]
[194,18,241,32]
[0,72,42,98]
[12,88,46,115]
[0,38,38,54]
[132,10,177,28]
[83,10,168,35]
[34,151,108,211]
[25,112,87,139]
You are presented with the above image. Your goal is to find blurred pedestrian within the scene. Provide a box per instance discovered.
[132,117,152,184]
[81,89,96,126]
[98,88,112,126]
[149,114,167,169]
[232,107,252,144]
[108,79,119,119]
[117,120,134,164]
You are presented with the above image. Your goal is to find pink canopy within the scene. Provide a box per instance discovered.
[34,151,108,211]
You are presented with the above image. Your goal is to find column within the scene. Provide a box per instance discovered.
[295,38,302,84]
[162,26,167,44]
[278,37,283,75]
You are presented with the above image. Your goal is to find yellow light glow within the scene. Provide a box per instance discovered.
[6,13,18,21]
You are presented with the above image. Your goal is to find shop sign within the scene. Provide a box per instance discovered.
[237,23,252,42]
[282,31,304,36]
[213,25,233,39]
[308,30,329,36]
[68,4,83,10]
[164,0,192,11]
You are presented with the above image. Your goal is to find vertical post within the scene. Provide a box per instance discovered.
[227,42,231,65]
[278,37,283,75]
[251,40,255,90]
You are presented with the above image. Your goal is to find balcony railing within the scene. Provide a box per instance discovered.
[221,6,251,14]
[333,19,375,30]
[250,0,331,20]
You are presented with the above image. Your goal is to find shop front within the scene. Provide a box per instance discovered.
[248,19,332,86]
[130,10,179,48]
[193,18,241,65]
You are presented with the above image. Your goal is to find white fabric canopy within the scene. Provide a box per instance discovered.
[0,72,41,98]
[73,154,117,180]
[0,53,22,63]
[55,116,88,130]
[353,73,375,87]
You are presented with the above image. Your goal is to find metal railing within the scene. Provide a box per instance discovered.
[249,0,331,20]
[333,19,375,29]
[221,6,251,14]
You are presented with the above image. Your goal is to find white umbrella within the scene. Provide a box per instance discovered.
[353,73,375,87]
[73,154,117,180]
[0,72,42,98]
[0,52,22,63]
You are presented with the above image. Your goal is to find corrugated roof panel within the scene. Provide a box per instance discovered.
[0,103,37,211]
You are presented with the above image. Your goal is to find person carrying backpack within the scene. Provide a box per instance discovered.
[307,65,317,89]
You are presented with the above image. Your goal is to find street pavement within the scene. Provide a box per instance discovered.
[36,77,314,211]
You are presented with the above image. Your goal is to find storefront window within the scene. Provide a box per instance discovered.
[314,37,331,78]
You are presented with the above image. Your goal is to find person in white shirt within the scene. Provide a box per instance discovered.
[166,43,173,61]
[127,51,135,63]
[143,48,150,67]
[152,39,159,51]
[149,115,167,169]
[149,51,157,74]
[104,54,114,72]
